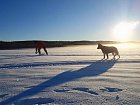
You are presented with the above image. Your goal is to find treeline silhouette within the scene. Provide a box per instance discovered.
[0,40,118,50]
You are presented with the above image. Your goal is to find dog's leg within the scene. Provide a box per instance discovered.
[118,54,120,58]
[116,49,120,58]
[103,53,105,59]
[112,52,115,56]
[112,53,116,59]
[106,54,109,59]
[115,53,120,58]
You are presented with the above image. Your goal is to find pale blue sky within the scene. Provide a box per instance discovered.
[0,0,140,41]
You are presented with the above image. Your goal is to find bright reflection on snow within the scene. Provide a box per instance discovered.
[115,42,139,49]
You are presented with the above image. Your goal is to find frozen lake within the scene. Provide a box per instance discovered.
[0,43,140,105]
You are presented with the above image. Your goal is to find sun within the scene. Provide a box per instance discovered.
[112,21,139,41]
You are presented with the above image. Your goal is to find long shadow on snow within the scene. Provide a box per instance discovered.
[0,59,117,104]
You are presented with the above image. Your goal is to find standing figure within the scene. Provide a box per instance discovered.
[35,41,48,55]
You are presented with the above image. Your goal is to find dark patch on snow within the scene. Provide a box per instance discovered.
[14,98,54,105]
[54,89,70,92]
[100,87,123,92]
[73,87,99,95]
[116,95,119,100]
[0,94,8,98]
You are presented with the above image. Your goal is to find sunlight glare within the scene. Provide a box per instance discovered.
[113,21,139,41]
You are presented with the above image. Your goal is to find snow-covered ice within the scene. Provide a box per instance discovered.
[0,43,140,105]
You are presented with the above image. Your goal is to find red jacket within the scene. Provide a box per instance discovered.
[35,42,46,48]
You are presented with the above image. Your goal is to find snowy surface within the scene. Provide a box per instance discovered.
[0,43,140,105]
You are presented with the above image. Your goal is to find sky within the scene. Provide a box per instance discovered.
[0,0,140,41]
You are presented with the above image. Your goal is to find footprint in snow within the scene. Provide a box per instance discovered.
[73,87,99,95]
[54,89,70,92]
[100,87,123,92]
[14,98,54,105]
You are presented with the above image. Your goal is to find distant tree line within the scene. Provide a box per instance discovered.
[0,40,118,50]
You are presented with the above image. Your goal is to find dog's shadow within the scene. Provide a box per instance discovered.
[0,59,117,105]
